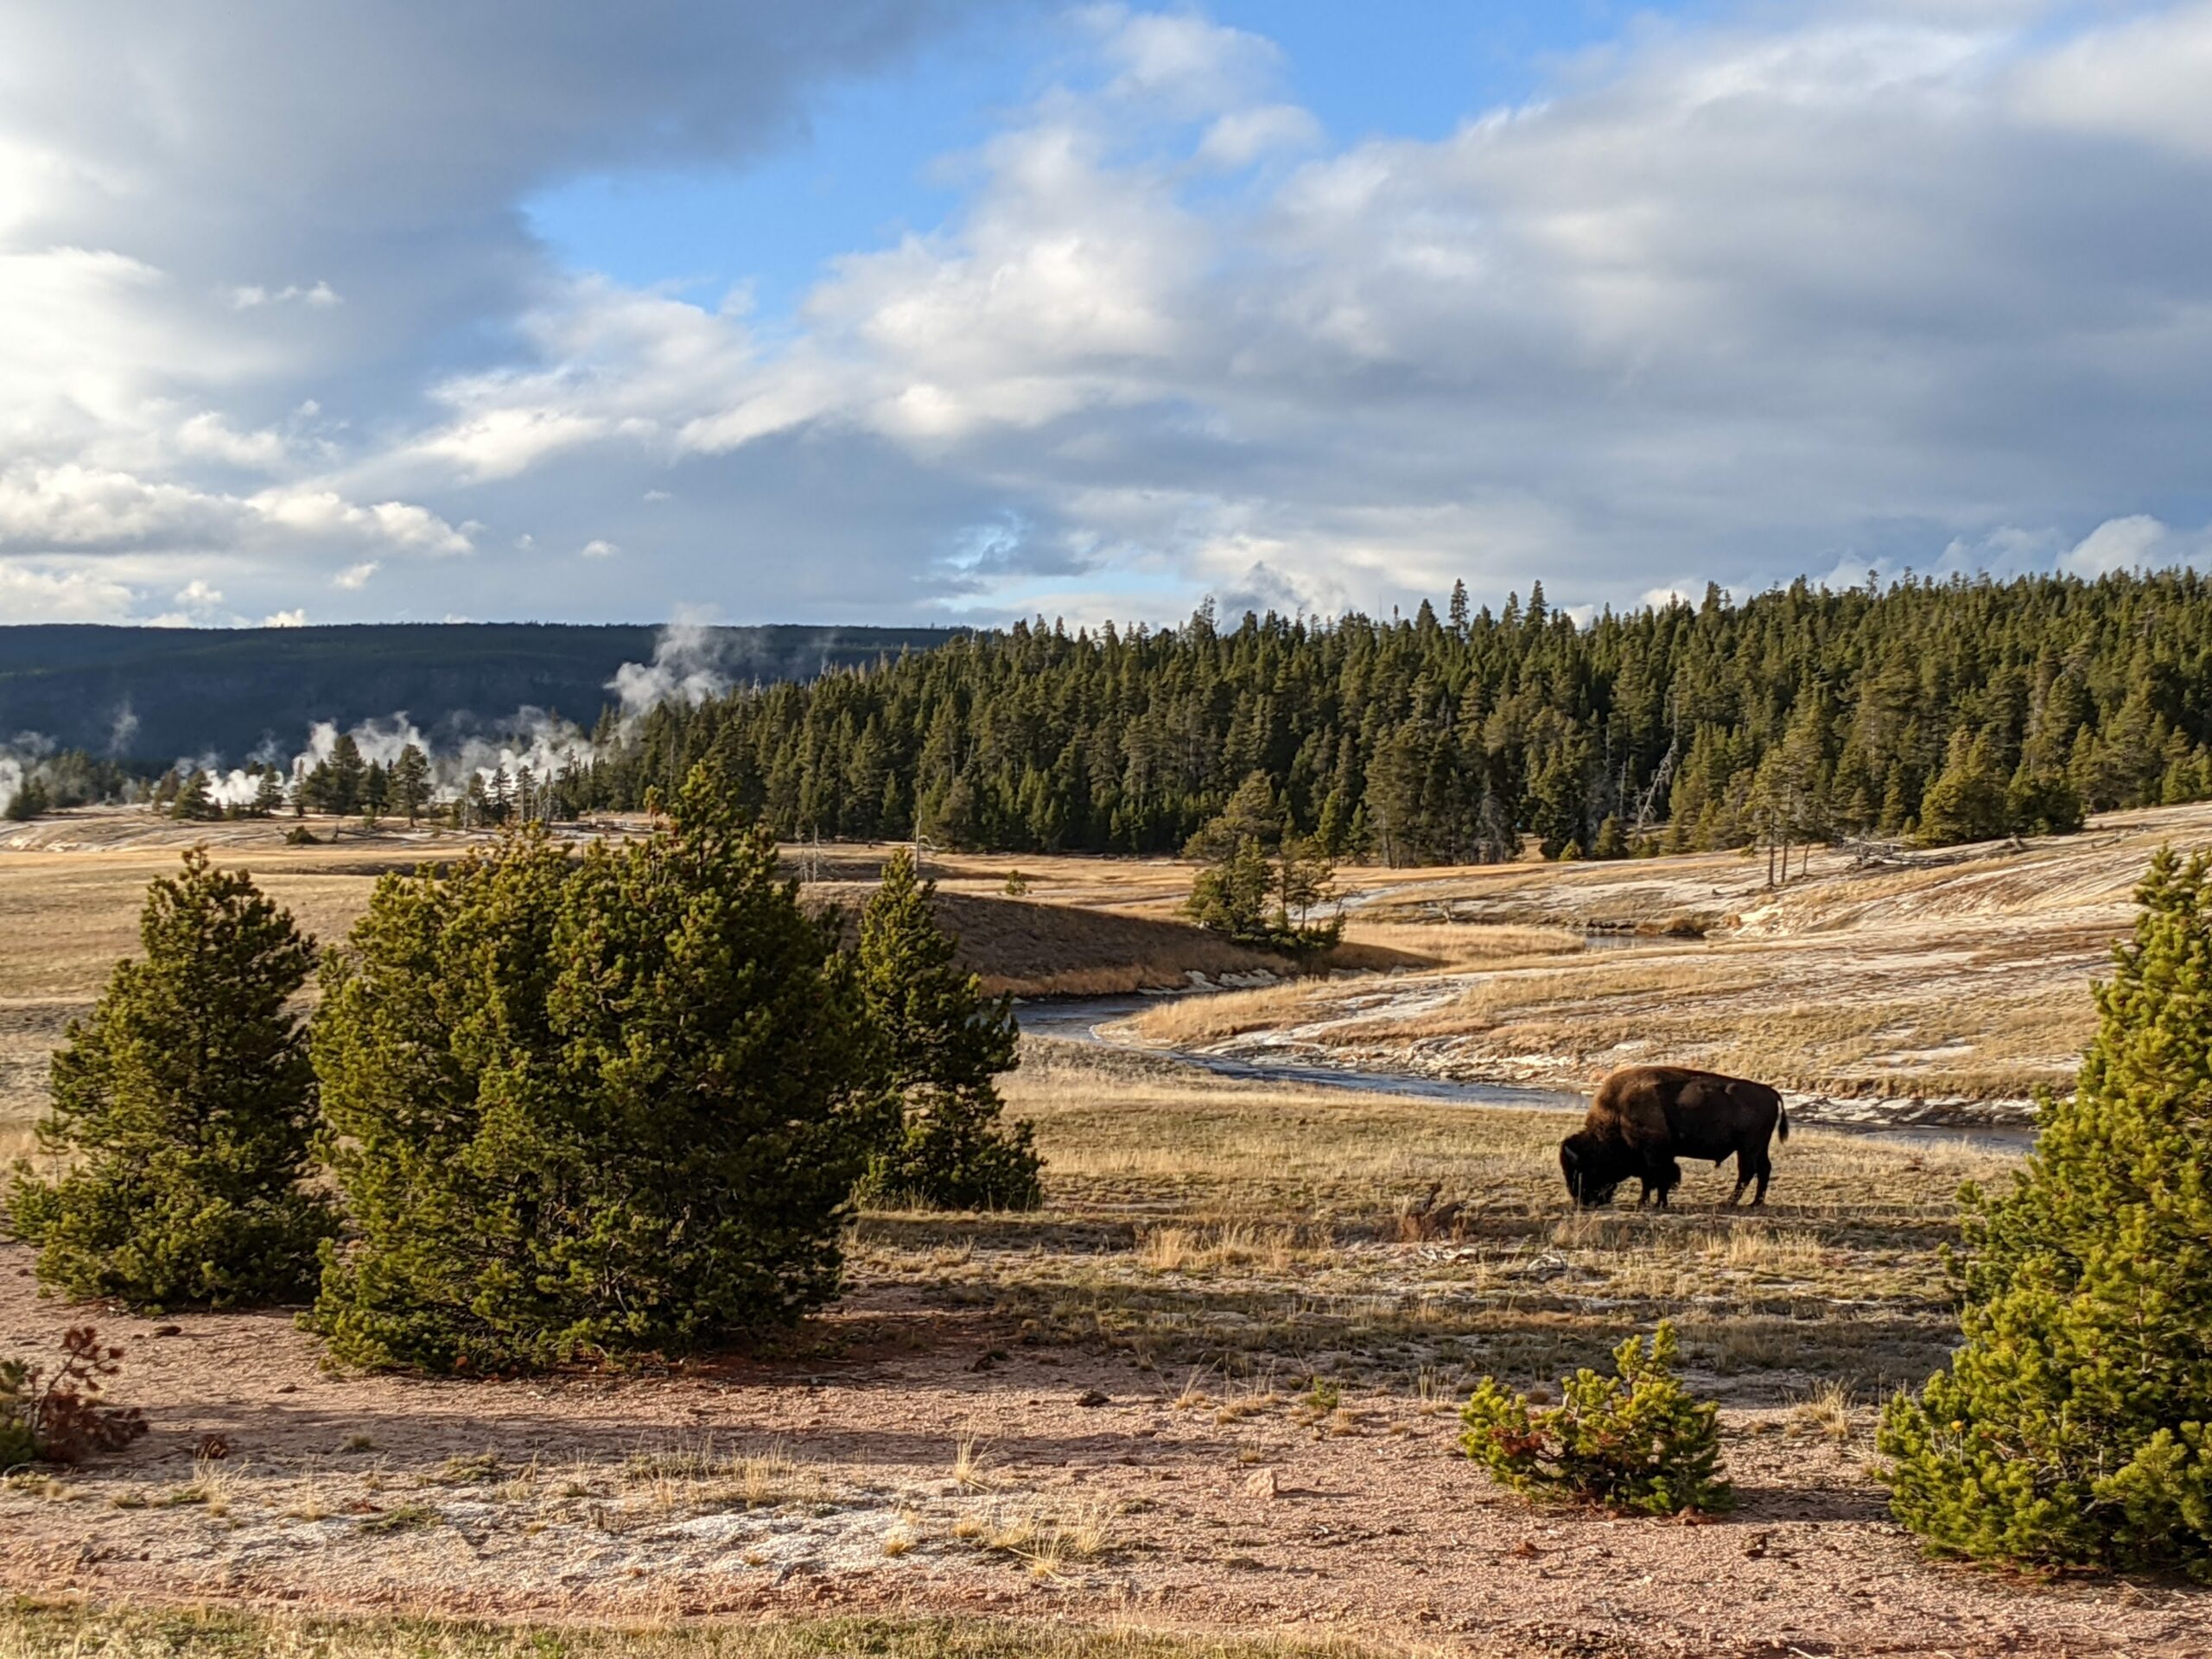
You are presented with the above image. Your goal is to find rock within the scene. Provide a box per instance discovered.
[1076,1389,1109,1407]
[152,1324,182,1338]
[1243,1468,1278,1499]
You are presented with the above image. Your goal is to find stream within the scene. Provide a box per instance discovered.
[1015,992,2037,1153]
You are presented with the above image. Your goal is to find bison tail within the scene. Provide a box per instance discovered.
[1777,1103,1789,1142]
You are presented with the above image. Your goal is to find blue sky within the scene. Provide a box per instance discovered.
[525,3,1678,321]
[3,0,2211,631]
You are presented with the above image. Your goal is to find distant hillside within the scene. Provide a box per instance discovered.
[0,623,956,764]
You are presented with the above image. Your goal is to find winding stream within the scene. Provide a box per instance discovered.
[1015,992,2037,1153]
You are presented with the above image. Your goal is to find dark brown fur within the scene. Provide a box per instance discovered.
[1559,1065,1788,1209]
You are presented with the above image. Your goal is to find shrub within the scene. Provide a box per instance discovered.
[1460,1322,1734,1516]
[855,850,1041,1211]
[308,771,888,1371]
[1,1327,148,1469]
[1878,847,2212,1582]
[5,849,333,1308]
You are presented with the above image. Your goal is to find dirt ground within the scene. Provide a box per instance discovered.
[3,1242,2204,1659]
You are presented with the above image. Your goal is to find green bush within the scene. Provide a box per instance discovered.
[5,849,333,1308]
[1878,847,2212,1582]
[855,850,1041,1211]
[308,771,888,1371]
[1460,1322,1734,1516]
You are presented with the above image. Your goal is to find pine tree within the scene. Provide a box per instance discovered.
[3,776,48,822]
[1916,728,2011,846]
[308,771,884,1370]
[1185,835,1274,944]
[5,849,333,1308]
[361,760,390,825]
[1275,832,1340,937]
[1878,848,2212,1581]
[1184,772,1283,862]
[327,734,366,817]
[388,745,430,825]
[170,769,214,822]
[855,850,1041,1211]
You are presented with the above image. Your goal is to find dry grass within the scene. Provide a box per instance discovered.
[607,1436,811,1516]
[0,1605,1392,1659]
[1116,982,1326,1047]
[1333,921,1587,965]
[845,1039,2024,1393]
[1789,1380,1859,1443]
[1120,926,2098,1100]
[1135,1221,1314,1274]
[950,1436,993,1493]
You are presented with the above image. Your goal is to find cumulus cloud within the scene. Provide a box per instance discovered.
[0,558,136,620]
[0,0,998,622]
[6,2,2212,626]
[2063,514,2212,576]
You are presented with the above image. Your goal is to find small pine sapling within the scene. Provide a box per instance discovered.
[1460,1321,1733,1516]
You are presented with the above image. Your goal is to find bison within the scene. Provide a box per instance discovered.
[1559,1065,1788,1210]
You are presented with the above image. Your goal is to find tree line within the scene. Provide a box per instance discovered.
[535,569,2212,862]
[2,785,1039,1370]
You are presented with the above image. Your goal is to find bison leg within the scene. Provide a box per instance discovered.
[1738,1145,1772,1207]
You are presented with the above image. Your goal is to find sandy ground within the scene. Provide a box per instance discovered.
[3,1246,2204,1659]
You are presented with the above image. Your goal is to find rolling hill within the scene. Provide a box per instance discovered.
[0,622,956,764]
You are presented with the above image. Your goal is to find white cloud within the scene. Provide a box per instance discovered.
[579,537,620,559]
[1194,104,1320,170]
[0,559,135,620]
[334,560,379,588]
[2015,2,2212,161]
[174,410,290,468]
[230,281,341,309]
[262,608,308,627]
[2063,514,2212,576]
[245,488,473,556]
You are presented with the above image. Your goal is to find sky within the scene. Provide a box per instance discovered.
[3,0,2212,631]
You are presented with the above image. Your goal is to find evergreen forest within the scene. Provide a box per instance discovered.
[569,570,2212,862]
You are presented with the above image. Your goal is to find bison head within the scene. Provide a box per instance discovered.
[1559,1131,1627,1207]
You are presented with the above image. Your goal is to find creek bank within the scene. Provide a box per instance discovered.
[1015,990,2040,1149]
